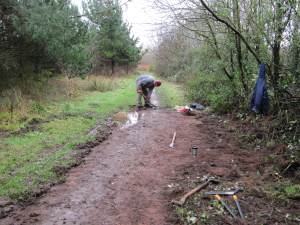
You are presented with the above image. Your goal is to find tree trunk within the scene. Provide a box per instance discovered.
[291,15,300,75]
[111,59,115,75]
[230,49,234,74]
[206,20,233,81]
[271,1,288,97]
[233,0,248,94]
[270,1,293,109]
[199,0,261,65]
[272,43,280,92]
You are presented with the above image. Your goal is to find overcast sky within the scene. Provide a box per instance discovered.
[71,0,163,49]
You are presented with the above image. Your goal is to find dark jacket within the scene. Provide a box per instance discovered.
[250,64,269,115]
[136,75,155,97]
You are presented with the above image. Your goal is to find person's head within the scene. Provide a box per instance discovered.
[154,80,162,87]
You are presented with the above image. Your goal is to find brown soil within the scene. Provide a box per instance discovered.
[137,63,150,71]
[1,109,299,225]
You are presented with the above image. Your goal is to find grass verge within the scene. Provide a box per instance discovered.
[0,73,184,202]
[0,75,136,201]
[156,79,186,107]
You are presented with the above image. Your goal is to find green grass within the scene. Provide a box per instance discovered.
[0,73,183,201]
[0,112,23,132]
[47,78,136,117]
[0,76,136,200]
[265,182,300,202]
[156,79,186,107]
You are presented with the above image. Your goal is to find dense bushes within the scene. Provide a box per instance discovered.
[83,0,142,75]
[155,38,249,112]
[0,0,142,90]
[154,0,299,115]
[186,74,237,113]
[0,0,90,87]
[153,0,299,155]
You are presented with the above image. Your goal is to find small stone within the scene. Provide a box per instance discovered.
[29,212,40,217]
[4,206,14,213]
[188,216,198,224]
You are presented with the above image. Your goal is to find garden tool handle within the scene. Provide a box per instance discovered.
[215,194,237,219]
[233,195,245,219]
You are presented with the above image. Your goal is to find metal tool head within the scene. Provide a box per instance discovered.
[149,104,158,110]
[205,188,243,196]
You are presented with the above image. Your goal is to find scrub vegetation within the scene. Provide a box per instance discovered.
[153,0,299,201]
[0,0,142,88]
[156,80,186,107]
[0,0,299,221]
[0,0,185,204]
[154,0,299,144]
[0,73,183,201]
[0,75,135,200]
[0,0,143,201]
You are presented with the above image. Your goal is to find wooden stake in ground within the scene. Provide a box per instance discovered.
[169,132,176,148]
[171,178,217,206]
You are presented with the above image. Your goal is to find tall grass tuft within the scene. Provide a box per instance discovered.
[84,76,117,92]
[0,74,119,132]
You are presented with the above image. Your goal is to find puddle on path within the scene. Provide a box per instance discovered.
[113,111,144,129]
[89,92,159,135]
[89,111,144,137]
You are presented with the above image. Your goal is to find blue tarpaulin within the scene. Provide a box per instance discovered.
[250,64,269,115]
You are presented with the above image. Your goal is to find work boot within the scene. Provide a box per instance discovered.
[136,105,143,111]
[144,103,152,108]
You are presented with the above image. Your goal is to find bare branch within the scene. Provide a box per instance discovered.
[199,0,261,65]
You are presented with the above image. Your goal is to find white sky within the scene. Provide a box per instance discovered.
[71,0,163,49]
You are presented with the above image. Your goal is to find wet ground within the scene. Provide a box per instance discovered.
[1,100,299,224]
[2,105,199,225]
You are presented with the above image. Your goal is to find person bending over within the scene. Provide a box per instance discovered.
[136,74,161,109]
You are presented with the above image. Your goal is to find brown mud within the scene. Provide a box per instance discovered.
[1,107,299,224]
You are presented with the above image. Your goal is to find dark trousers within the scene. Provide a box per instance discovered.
[137,88,150,106]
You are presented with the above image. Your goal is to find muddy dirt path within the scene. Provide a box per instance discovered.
[3,96,297,224]
[2,107,203,225]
